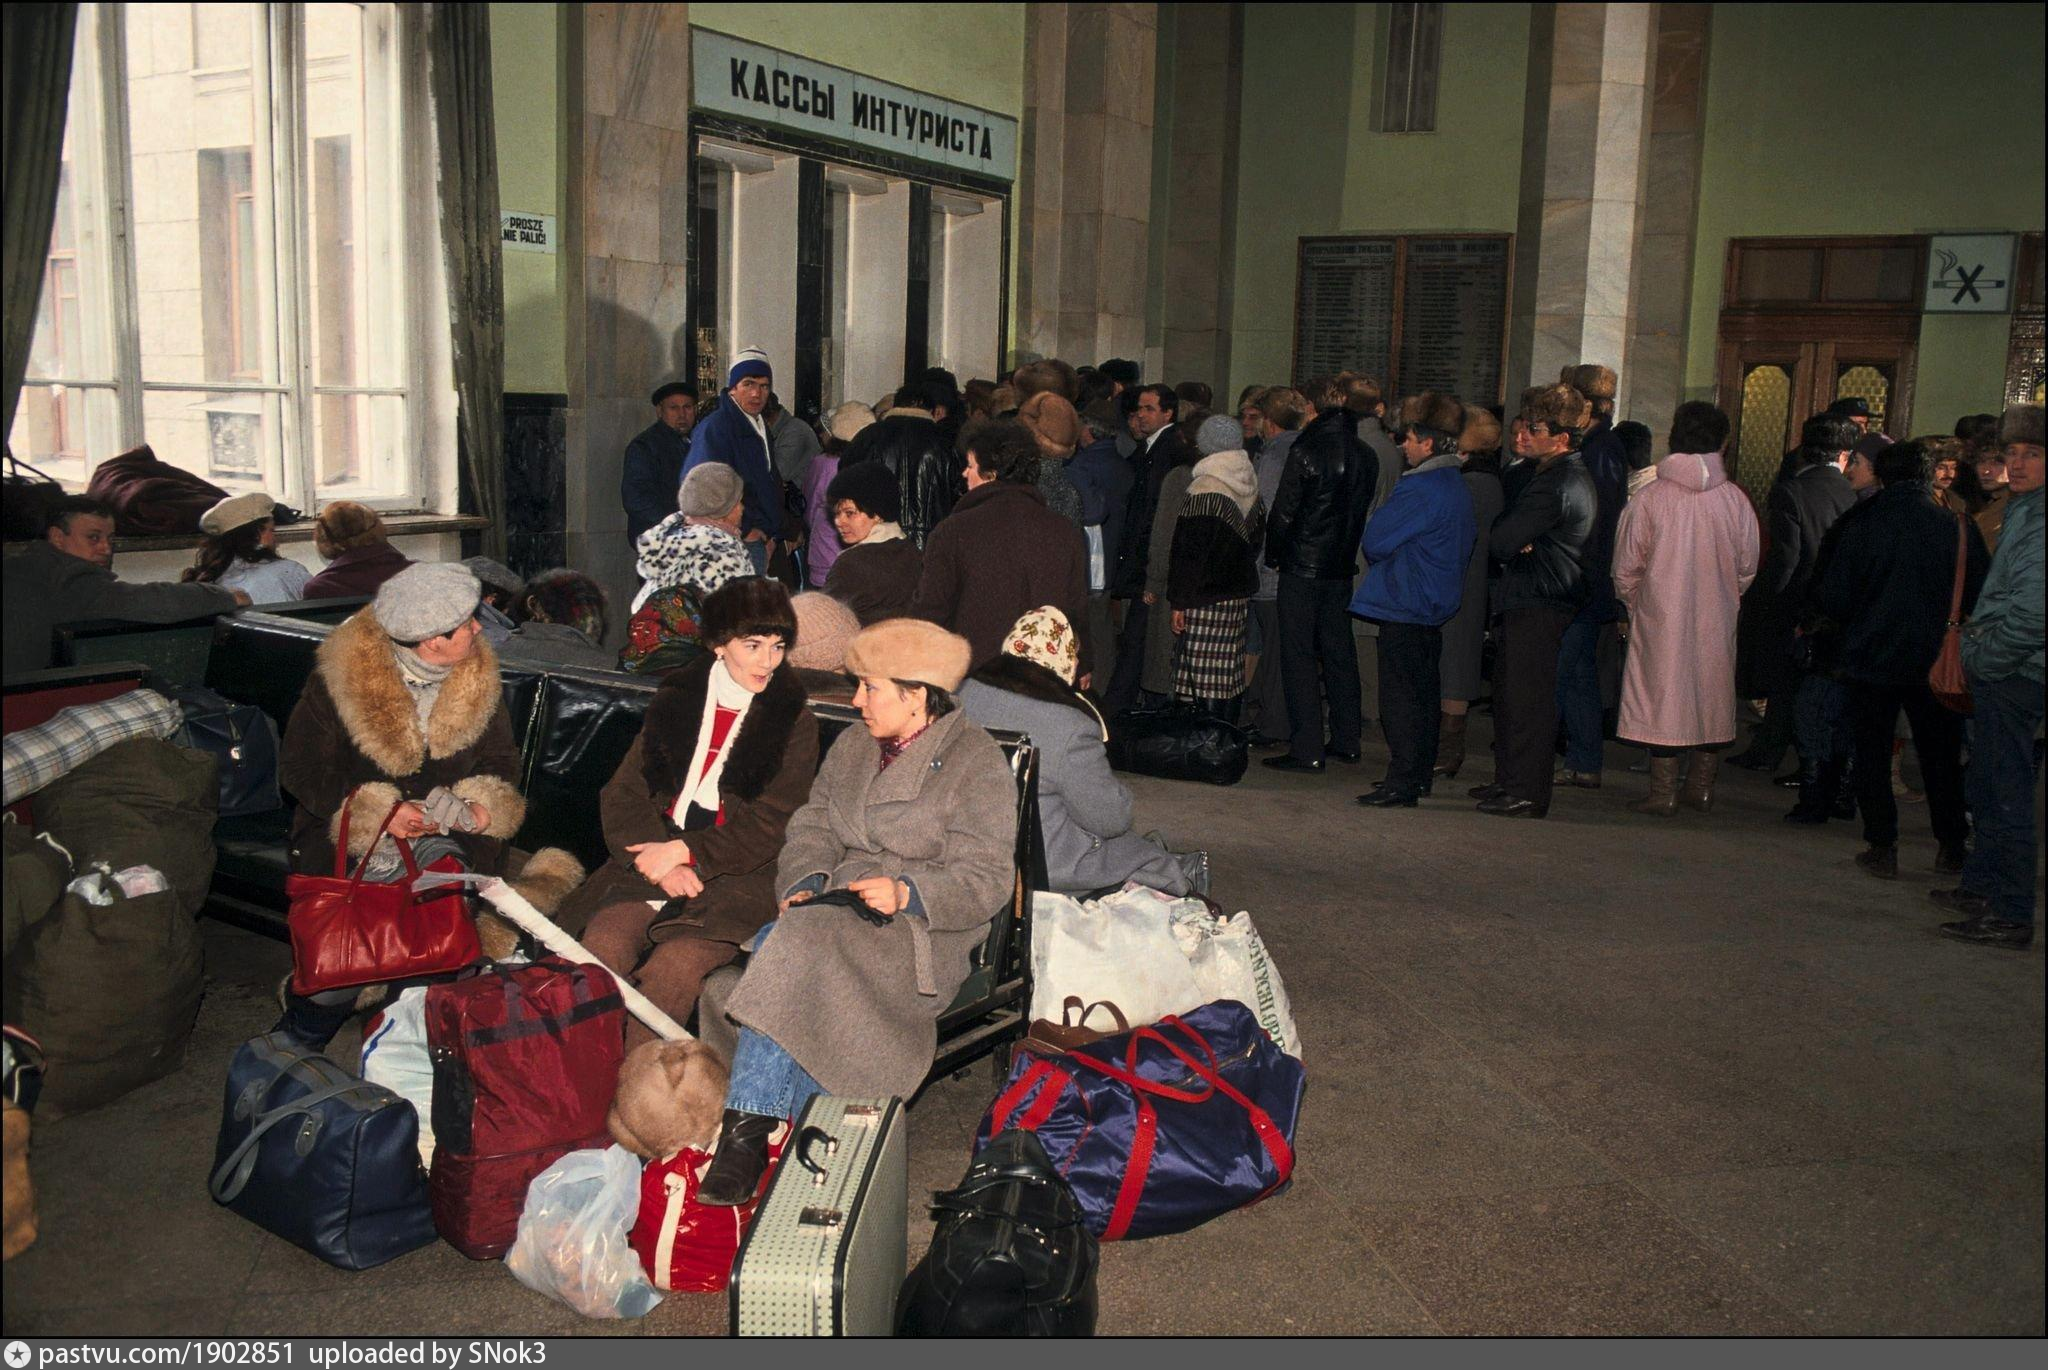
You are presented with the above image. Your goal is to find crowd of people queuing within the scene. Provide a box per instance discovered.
[4,344,2041,1196]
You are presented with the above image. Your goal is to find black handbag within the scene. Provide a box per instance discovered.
[896,1130,1098,1337]
[1106,704,1249,786]
[209,1032,437,1270]
[169,684,283,817]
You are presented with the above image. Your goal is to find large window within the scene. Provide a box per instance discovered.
[10,2,444,510]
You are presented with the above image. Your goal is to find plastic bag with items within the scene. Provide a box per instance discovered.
[505,1145,662,1319]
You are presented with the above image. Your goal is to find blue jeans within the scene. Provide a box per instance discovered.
[1793,674,1850,766]
[726,1028,823,1120]
[1555,618,1605,772]
[1959,673,2045,925]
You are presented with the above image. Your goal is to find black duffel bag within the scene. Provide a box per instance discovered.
[169,684,283,817]
[897,1129,1098,1337]
[1106,704,1248,786]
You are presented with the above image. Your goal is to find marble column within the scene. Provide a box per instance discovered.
[1155,1,1241,395]
[1016,3,1158,368]
[1508,3,1657,406]
[1627,2,1711,450]
[566,3,693,646]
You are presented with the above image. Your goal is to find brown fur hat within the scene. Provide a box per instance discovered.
[2001,403,2044,449]
[697,575,797,649]
[1398,392,1466,439]
[1460,405,1502,454]
[1523,383,1593,435]
[844,618,972,692]
[607,1039,730,1159]
[315,500,388,554]
[1561,364,1618,402]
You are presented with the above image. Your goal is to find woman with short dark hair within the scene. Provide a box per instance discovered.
[565,577,820,1044]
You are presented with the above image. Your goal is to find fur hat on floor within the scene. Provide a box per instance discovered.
[2000,403,2044,449]
[844,618,972,692]
[608,1039,730,1160]
[789,592,859,671]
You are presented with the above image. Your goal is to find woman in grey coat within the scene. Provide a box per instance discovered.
[699,618,1018,1205]
[959,606,1206,897]
[1435,407,1506,779]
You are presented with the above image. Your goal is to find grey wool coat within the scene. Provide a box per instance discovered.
[724,709,1019,1100]
[958,664,1188,897]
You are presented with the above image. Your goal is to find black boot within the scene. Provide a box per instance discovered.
[1784,759,1837,824]
[697,1109,782,1207]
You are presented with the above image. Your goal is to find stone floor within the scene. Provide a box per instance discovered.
[4,717,2042,1336]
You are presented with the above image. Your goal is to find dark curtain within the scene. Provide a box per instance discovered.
[2,3,79,440]
[428,2,506,556]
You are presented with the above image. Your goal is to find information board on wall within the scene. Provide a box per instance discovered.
[1398,237,1509,399]
[1294,235,1510,402]
[1296,239,1396,384]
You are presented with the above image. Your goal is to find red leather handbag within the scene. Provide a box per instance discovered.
[285,795,482,995]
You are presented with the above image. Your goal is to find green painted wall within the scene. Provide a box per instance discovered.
[1687,3,2046,427]
[492,2,566,396]
[1225,3,1530,399]
[690,3,1027,119]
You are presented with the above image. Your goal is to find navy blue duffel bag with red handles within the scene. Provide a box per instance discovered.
[974,1000,1304,1241]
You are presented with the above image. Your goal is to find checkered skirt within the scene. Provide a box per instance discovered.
[1172,599,1249,700]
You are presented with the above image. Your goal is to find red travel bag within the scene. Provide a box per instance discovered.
[425,959,625,1259]
[629,1128,786,1294]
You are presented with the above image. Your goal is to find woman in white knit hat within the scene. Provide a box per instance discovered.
[183,492,310,603]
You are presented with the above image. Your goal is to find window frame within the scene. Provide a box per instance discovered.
[19,1,438,512]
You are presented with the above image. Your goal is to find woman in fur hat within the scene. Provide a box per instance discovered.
[696,618,1018,1205]
[274,562,585,1046]
[301,500,413,599]
[960,606,1207,896]
[1167,415,1265,717]
[564,577,821,1047]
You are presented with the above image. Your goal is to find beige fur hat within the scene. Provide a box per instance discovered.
[843,618,972,692]
[1398,392,1466,437]
[1561,364,1618,401]
[828,401,877,444]
[789,591,860,671]
[1460,405,1502,454]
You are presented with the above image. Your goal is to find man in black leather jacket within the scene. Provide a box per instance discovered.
[1473,383,1598,817]
[1261,382,1379,771]
[840,382,958,549]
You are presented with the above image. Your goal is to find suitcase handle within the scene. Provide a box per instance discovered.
[208,1078,370,1204]
[795,1125,838,1184]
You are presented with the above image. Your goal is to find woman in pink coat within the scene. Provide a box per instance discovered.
[1612,402,1761,817]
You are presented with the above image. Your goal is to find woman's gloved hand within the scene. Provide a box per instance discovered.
[420,786,486,834]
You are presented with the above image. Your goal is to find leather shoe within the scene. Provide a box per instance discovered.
[1937,917,2033,950]
[1476,794,1546,818]
[1934,842,1969,875]
[1467,782,1506,800]
[1854,845,1898,880]
[1326,743,1362,763]
[1356,786,1420,808]
[697,1109,782,1207]
[1929,887,1990,917]
[1262,754,1325,774]
[1554,768,1601,789]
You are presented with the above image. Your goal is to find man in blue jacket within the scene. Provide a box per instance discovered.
[1351,393,1476,807]
[683,348,784,572]
[1935,404,2043,949]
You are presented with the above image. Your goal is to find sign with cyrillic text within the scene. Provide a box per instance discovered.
[691,30,1017,182]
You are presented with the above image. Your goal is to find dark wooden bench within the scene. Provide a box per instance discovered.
[54,596,371,690]
[200,611,1043,1082]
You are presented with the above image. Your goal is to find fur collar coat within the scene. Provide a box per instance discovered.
[560,654,820,947]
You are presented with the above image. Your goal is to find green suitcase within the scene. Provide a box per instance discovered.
[729,1096,908,1336]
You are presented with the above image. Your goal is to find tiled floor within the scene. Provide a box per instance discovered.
[4,720,2041,1335]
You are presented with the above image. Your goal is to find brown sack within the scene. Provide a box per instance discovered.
[3,1104,34,1261]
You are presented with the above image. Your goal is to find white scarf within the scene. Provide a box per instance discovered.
[672,657,757,821]
[856,521,906,546]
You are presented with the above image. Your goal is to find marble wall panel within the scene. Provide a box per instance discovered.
[1641,130,1699,236]
[1101,115,1155,222]
[1535,198,1594,315]
[1598,2,1655,86]
[1632,233,1692,335]
[1549,3,1608,86]
[1591,80,1646,203]
[1583,198,1641,318]
[1541,81,1601,200]
[1061,111,1108,216]
[584,114,664,264]
[1098,213,1151,318]
[1059,212,1103,313]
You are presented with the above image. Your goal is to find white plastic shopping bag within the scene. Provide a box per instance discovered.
[1168,901,1304,1058]
[505,1145,662,1319]
[360,985,436,1166]
[1029,888,1206,1029]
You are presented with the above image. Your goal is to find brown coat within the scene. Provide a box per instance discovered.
[725,710,1018,1100]
[824,537,923,625]
[910,480,1092,674]
[562,657,819,947]
[280,609,527,877]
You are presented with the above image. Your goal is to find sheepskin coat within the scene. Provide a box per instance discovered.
[563,656,820,945]
[280,608,527,878]
[1612,450,1761,747]
[725,710,1019,1100]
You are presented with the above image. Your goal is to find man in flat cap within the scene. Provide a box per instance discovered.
[622,382,698,545]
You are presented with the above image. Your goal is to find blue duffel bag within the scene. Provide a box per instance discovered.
[974,1000,1305,1241]
[209,1032,437,1269]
